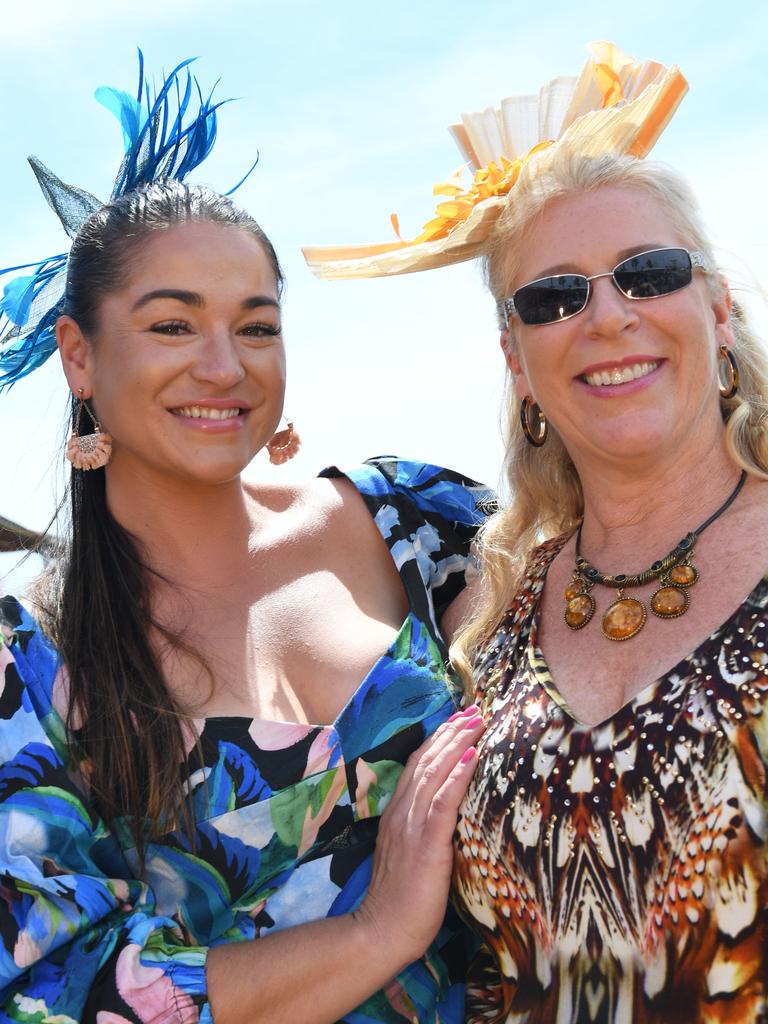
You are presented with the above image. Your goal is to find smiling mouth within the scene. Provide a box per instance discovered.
[171,406,245,420]
[582,361,659,387]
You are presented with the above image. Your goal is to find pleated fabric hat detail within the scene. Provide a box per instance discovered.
[302,42,687,280]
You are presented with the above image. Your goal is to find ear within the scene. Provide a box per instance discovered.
[56,316,94,396]
[500,329,531,400]
[500,328,518,371]
[712,277,735,351]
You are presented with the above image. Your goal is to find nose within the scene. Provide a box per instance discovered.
[583,274,639,337]
[191,328,247,387]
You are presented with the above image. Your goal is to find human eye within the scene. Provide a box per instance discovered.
[239,321,282,340]
[149,320,192,337]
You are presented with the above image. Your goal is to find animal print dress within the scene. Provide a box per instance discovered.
[454,534,768,1024]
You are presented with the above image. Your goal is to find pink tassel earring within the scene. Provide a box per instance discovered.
[266,418,301,465]
[66,389,113,470]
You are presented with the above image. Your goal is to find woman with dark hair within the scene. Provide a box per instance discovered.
[0,60,489,1022]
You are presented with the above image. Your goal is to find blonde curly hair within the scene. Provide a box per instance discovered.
[450,150,768,689]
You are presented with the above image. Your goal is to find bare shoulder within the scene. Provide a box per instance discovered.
[245,474,385,555]
[244,475,343,517]
[303,474,386,554]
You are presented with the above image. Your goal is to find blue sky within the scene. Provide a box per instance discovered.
[2,0,767,590]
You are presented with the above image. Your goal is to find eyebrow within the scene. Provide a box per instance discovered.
[240,295,281,311]
[533,245,669,280]
[614,243,667,262]
[131,290,281,313]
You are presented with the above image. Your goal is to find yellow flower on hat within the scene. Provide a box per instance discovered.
[302,42,687,280]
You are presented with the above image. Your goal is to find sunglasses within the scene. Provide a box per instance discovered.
[503,247,710,327]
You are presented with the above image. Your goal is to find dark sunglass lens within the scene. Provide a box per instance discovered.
[614,248,692,299]
[514,275,589,325]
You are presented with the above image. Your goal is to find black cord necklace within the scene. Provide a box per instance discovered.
[564,470,747,641]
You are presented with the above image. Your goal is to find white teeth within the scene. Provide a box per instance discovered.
[584,361,658,387]
[172,406,242,420]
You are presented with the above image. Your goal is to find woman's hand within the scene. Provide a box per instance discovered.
[206,706,484,1023]
[353,705,485,966]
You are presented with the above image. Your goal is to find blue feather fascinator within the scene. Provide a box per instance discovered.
[0,52,256,391]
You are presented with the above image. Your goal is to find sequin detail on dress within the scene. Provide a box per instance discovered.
[454,533,768,1024]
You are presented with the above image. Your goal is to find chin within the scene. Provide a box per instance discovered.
[168,453,255,486]
[593,430,671,462]
[574,413,672,458]
[195,463,253,485]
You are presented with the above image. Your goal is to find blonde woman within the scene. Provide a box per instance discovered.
[449,150,768,1023]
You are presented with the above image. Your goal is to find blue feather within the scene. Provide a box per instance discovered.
[1,275,40,327]
[0,50,258,390]
[0,253,66,390]
[107,55,228,198]
[0,323,59,390]
[94,86,145,151]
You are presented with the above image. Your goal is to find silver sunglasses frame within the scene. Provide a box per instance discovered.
[503,247,710,326]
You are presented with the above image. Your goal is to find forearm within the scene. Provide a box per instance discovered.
[206,909,409,1024]
[207,706,484,1024]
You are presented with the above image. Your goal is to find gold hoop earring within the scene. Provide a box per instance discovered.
[66,389,113,470]
[266,418,301,465]
[520,396,548,447]
[718,345,739,399]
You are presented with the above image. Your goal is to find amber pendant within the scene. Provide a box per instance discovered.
[668,562,698,587]
[564,578,595,630]
[650,560,697,619]
[565,593,595,630]
[650,586,688,618]
[602,594,646,641]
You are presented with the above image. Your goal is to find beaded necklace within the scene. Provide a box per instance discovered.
[564,470,747,641]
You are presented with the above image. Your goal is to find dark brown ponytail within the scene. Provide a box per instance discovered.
[43,179,284,855]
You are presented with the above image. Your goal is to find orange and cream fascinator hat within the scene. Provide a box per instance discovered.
[302,42,687,280]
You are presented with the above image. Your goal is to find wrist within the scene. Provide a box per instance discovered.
[349,901,421,975]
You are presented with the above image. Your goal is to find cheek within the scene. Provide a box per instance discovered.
[93,336,184,387]
[89,350,167,426]
[251,345,287,387]
[274,346,287,382]
[664,314,717,377]
[514,330,567,400]
[90,381,140,437]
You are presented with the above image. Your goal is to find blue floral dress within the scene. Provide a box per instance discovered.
[0,459,491,1024]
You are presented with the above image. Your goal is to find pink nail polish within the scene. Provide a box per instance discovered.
[464,715,484,729]
[461,704,479,716]
[460,746,477,764]
[447,710,462,722]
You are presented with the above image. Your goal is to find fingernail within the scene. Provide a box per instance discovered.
[464,715,484,729]
[449,704,478,723]
[460,746,477,764]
